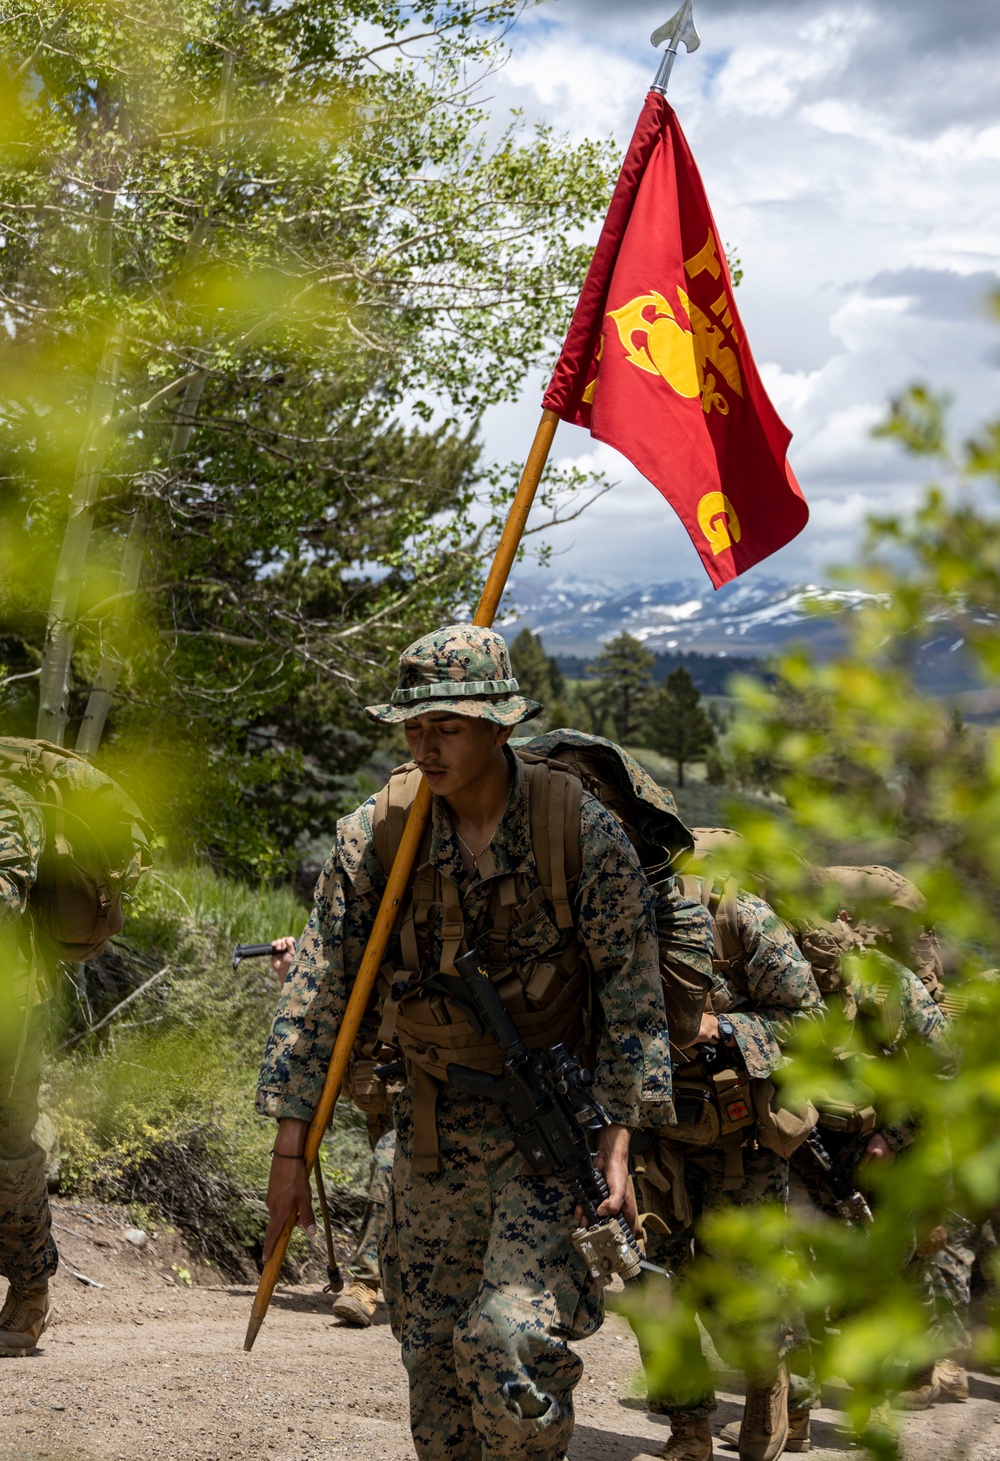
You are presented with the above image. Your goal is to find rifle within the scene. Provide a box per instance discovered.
[431,947,647,1285]
[793,1128,873,1226]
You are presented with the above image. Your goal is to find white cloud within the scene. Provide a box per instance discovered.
[475,1,1000,591]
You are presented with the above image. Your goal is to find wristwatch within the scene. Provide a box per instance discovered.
[717,1016,736,1044]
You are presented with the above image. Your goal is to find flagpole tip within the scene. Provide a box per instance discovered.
[650,0,701,91]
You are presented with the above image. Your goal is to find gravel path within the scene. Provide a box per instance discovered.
[3,1198,997,1461]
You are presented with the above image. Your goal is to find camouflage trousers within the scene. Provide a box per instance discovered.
[0,1004,58,1286]
[912,1230,975,1359]
[352,1126,395,1285]
[378,1084,603,1461]
[636,1142,789,1419]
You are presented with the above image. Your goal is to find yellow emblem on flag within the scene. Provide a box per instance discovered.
[698,492,741,555]
[607,290,701,399]
[606,260,744,416]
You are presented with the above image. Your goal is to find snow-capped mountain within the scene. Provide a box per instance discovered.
[499,575,994,705]
[500,576,870,659]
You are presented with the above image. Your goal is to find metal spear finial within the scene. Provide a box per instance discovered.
[650,0,701,94]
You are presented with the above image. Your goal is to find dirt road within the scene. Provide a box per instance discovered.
[3,1198,1000,1461]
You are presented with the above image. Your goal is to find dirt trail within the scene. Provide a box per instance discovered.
[3,1197,1000,1461]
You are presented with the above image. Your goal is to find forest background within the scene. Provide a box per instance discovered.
[4,0,1000,1431]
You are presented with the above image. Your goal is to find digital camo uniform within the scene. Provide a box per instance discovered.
[633,877,823,1426]
[0,779,57,1296]
[350,1126,396,1286]
[257,624,707,1461]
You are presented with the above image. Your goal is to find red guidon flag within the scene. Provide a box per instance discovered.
[543,91,808,587]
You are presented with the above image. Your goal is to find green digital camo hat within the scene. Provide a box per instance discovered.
[365,624,543,726]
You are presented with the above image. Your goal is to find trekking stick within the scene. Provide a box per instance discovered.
[312,1161,343,1293]
[243,408,559,1350]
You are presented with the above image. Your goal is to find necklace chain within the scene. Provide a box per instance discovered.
[454,826,494,867]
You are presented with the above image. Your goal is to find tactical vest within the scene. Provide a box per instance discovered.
[363,733,701,1174]
[658,873,818,1185]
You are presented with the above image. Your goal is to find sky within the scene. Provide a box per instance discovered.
[477,0,1000,589]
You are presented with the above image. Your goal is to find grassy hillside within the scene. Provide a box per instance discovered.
[46,864,371,1279]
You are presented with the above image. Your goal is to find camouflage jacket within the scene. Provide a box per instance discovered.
[836,946,947,1151]
[257,752,704,1129]
[0,778,45,1006]
[687,876,824,1079]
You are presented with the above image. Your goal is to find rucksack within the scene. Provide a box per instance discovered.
[0,738,152,960]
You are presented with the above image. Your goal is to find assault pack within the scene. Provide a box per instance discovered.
[347,730,710,1171]
[0,738,152,961]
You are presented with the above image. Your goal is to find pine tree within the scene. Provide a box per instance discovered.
[588,633,656,744]
[510,628,554,704]
[648,667,717,787]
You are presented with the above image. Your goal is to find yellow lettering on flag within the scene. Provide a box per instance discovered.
[697,492,741,555]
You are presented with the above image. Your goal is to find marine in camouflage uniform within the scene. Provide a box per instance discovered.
[0,778,57,1351]
[795,908,954,1412]
[256,624,710,1461]
[632,876,823,1458]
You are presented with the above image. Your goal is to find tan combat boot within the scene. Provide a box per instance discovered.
[657,1413,713,1461]
[721,1403,811,1453]
[0,1282,52,1356]
[895,1366,939,1409]
[331,1278,378,1328]
[933,1358,969,1401]
[738,1366,789,1461]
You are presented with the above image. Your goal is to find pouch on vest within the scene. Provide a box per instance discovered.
[668,1056,754,1147]
[751,1079,818,1156]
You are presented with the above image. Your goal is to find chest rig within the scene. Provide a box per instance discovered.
[664,873,817,1187]
[371,756,591,1173]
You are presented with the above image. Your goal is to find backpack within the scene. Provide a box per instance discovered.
[0,739,152,961]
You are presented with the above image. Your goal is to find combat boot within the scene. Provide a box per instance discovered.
[331,1278,378,1328]
[0,1282,52,1356]
[656,1413,712,1461]
[933,1358,969,1401]
[721,1403,811,1452]
[738,1366,789,1461]
[895,1366,939,1409]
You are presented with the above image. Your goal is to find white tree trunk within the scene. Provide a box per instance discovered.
[36,328,124,744]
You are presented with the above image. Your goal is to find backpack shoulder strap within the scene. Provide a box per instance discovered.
[714,878,744,969]
[525,759,582,931]
[372,763,425,882]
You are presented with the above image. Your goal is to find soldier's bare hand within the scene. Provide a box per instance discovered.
[262,1118,316,1262]
[587,1123,634,1226]
[270,936,297,983]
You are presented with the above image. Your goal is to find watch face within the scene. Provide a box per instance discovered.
[719,1018,734,1039]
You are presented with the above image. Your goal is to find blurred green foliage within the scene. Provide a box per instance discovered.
[0,0,618,873]
[632,299,1000,1441]
[46,859,371,1276]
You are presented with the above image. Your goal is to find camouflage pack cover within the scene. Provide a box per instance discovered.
[511,728,693,870]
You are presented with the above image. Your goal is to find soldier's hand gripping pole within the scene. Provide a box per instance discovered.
[242,409,560,1352]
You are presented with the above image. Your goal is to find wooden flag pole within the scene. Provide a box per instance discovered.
[243,407,560,1351]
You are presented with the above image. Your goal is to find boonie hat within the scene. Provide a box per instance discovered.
[365,623,543,727]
